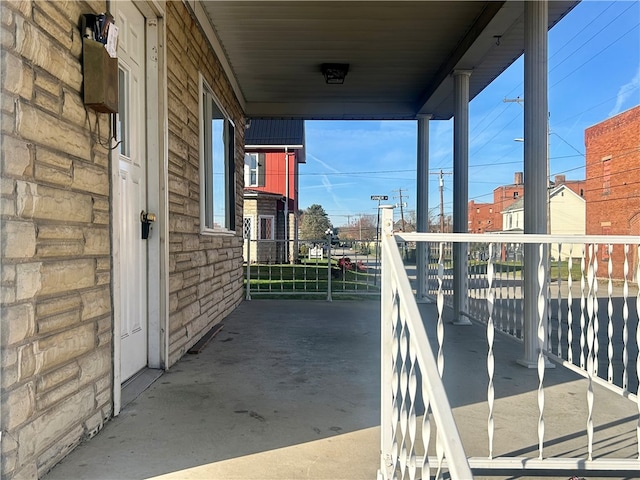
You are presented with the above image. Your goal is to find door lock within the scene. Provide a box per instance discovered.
[141,210,157,239]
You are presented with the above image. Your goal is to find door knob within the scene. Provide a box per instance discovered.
[140,210,156,239]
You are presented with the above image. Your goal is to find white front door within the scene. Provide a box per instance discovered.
[114,0,148,382]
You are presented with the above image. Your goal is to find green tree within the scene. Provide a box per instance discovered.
[299,204,332,240]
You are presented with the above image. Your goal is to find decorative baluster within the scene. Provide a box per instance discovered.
[435,432,445,480]
[508,246,515,335]
[547,245,553,354]
[567,247,574,364]
[421,377,431,479]
[580,245,587,370]
[407,337,417,480]
[586,244,595,461]
[623,245,629,391]
[486,242,495,459]
[607,244,614,384]
[520,242,525,339]
[593,246,600,377]
[496,259,504,332]
[390,291,400,476]
[399,318,409,476]
[537,243,546,459]
[557,243,563,357]
[437,242,445,377]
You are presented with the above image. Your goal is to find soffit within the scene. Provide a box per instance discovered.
[198,1,578,120]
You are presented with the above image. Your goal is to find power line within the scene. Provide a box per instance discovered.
[551,21,639,89]
[548,2,634,74]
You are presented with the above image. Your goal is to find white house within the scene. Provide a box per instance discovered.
[501,184,586,260]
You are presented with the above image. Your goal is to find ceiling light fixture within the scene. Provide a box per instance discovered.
[321,63,349,84]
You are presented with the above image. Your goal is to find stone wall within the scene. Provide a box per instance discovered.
[165,2,245,365]
[1,1,112,477]
[1,1,247,477]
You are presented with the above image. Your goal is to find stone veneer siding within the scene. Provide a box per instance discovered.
[165,1,245,365]
[0,1,246,477]
[1,1,112,478]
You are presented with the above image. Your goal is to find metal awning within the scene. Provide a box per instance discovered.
[191,1,577,120]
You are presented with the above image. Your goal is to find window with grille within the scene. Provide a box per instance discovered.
[243,217,253,239]
[259,215,274,240]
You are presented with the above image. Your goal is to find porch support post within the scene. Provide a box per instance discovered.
[519,0,549,367]
[416,114,432,303]
[453,70,471,325]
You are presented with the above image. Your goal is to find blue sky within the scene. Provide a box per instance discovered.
[299,1,640,227]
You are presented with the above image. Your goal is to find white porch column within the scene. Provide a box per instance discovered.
[416,114,432,302]
[453,70,471,325]
[519,0,550,367]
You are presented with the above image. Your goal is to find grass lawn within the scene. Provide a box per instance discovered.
[244,262,380,294]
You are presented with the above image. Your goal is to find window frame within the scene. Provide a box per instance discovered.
[602,156,612,195]
[198,73,236,235]
[244,152,260,187]
[258,215,275,240]
[243,216,254,240]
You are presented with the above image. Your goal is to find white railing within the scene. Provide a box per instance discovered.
[243,238,380,299]
[411,233,640,398]
[379,208,472,479]
[393,226,640,474]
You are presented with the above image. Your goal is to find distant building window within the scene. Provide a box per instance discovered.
[489,208,493,213]
[259,215,274,240]
[243,217,253,239]
[244,153,260,187]
[513,192,519,198]
[602,157,611,195]
[477,208,480,213]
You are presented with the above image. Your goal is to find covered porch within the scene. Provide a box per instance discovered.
[44,298,637,480]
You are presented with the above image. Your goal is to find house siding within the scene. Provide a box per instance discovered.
[245,149,299,210]
[1,1,113,478]
[165,1,245,366]
[1,1,246,477]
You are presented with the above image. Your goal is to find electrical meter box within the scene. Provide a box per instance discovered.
[83,39,118,113]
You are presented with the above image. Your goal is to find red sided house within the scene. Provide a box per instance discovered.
[585,104,640,280]
[243,120,306,263]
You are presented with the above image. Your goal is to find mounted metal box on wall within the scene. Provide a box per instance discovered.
[83,39,118,113]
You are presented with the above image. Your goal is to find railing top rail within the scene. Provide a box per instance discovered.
[382,232,472,478]
[396,232,640,245]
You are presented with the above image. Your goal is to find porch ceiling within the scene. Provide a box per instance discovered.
[197,1,577,120]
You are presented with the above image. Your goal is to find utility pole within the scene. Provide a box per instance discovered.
[430,170,452,232]
[505,96,551,234]
[392,189,408,231]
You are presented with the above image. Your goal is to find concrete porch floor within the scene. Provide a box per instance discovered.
[43,299,639,480]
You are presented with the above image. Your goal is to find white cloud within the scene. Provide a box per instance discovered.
[609,65,640,117]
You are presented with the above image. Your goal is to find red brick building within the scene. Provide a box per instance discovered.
[468,200,498,233]
[585,104,640,279]
[468,171,585,233]
[468,172,524,232]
